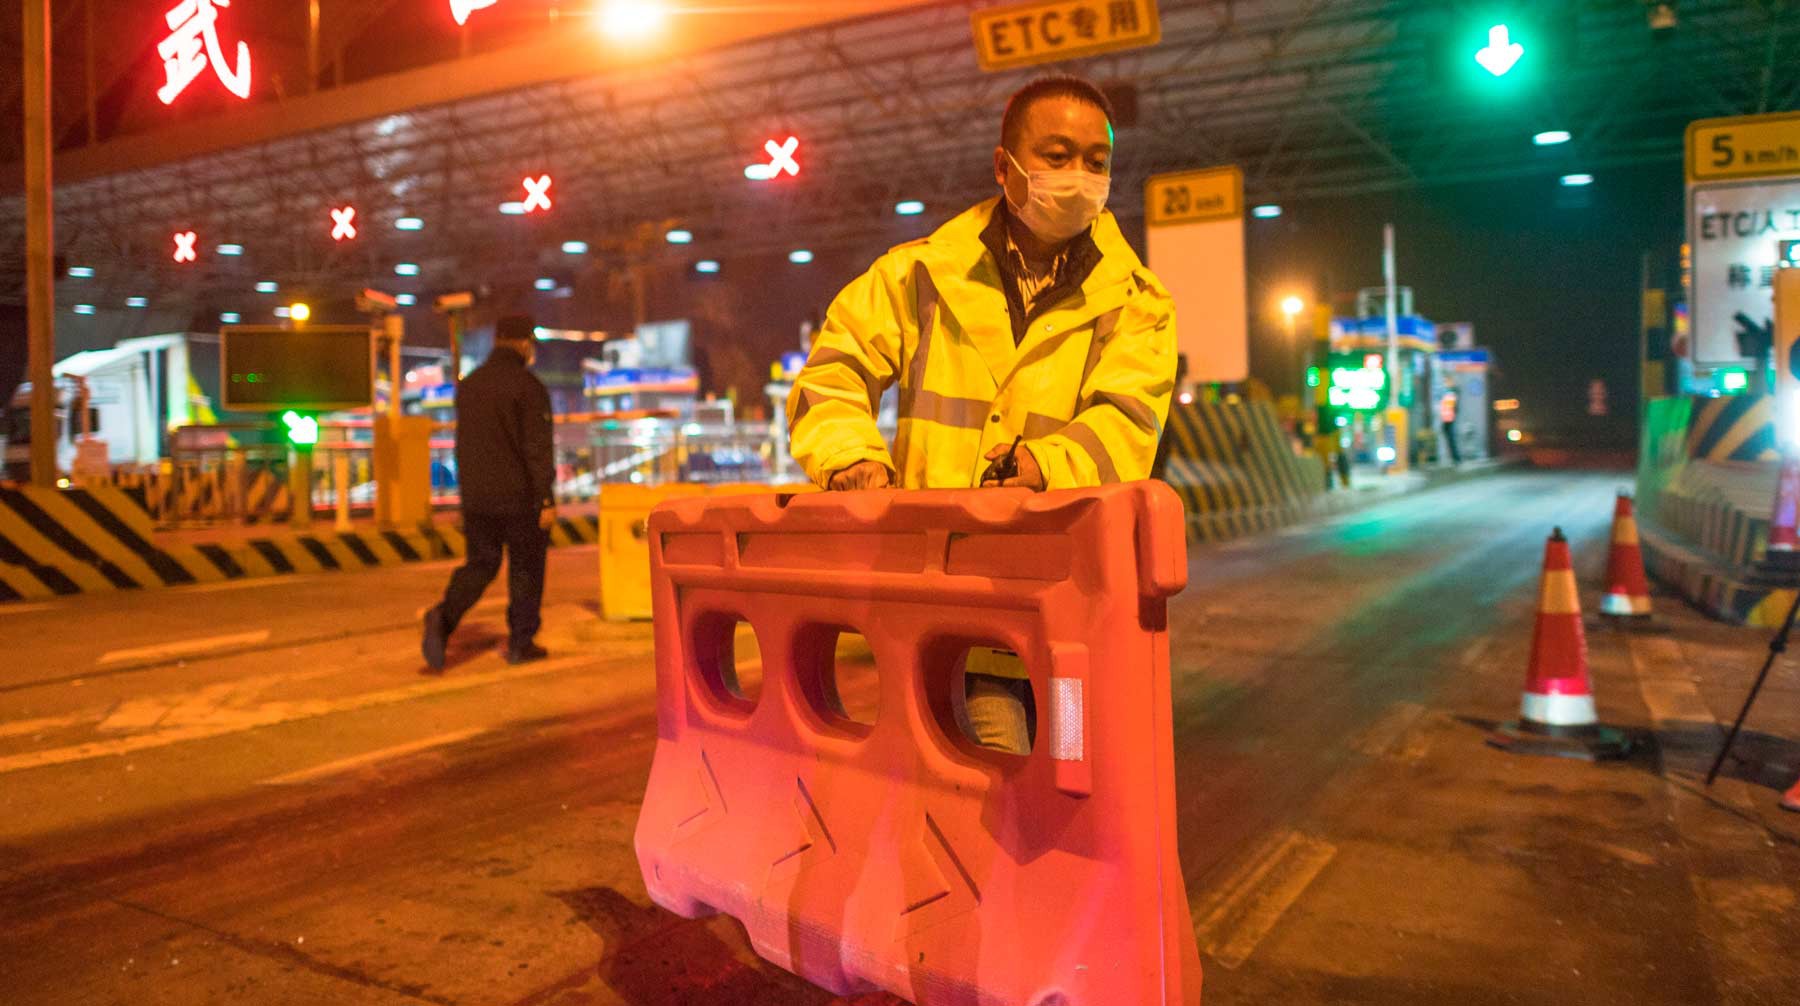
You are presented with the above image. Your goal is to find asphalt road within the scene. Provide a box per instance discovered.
[2,469,1796,1005]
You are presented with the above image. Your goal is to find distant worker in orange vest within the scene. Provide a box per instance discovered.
[1439,389,1462,465]
[787,75,1178,755]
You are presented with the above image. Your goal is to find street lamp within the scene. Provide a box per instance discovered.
[1280,295,1309,398]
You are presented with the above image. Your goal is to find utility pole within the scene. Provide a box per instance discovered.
[1383,223,1399,405]
[24,0,57,487]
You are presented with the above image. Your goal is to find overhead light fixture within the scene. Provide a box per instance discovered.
[895,200,926,216]
[1533,129,1572,146]
[499,201,527,215]
[125,296,148,308]
[221,311,242,323]
[396,293,417,306]
[273,306,292,318]
[395,216,424,231]
[788,249,814,265]
[695,260,721,274]
[395,262,421,276]
[254,280,278,293]
[289,302,312,322]
[665,229,693,244]
[67,266,95,278]
[562,240,589,254]
[599,0,667,42]
[216,243,244,256]
[1561,173,1594,187]
[535,277,557,291]
[1252,204,1282,219]
[73,304,95,315]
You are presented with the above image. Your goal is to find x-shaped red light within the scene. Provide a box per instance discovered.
[522,175,553,213]
[331,206,358,241]
[173,231,197,263]
[745,137,800,181]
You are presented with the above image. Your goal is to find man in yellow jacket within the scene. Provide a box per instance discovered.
[787,75,1178,754]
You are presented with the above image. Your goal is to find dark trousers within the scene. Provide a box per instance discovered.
[438,510,547,645]
[1441,421,1462,464]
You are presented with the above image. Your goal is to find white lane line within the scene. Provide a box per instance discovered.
[0,653,594,776]
[180,576,320,595]
[97,630,272,667]
[413,597,507,619]
[0,713,90,740]
[261,728,489,785]
[1194,829,1337,969]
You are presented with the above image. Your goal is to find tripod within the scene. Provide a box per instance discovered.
[1705,586,1800,785]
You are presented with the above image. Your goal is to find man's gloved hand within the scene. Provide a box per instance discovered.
[981,441,1045,491]
[828,460,893,491]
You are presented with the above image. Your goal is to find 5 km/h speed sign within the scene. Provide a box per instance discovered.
[1687,111,1800,183]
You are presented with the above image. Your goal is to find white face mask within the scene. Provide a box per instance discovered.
[1005,150,1111,244]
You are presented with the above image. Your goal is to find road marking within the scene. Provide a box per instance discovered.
[1194,829,1337,969]
[0,602,58,616]
[0,712,89,739]
[180,576,320,595]
[414,597,507,619]
[97,630,272,667]
[1352,702,1428,761]
[261,728,489,785]
[0,653,594,776]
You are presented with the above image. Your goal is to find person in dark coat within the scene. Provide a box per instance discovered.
[422,314,556,670]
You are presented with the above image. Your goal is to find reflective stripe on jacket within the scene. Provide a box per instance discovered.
[787,197,1178,491]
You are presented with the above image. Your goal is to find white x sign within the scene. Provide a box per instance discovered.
[331,206,357,240]
[173,231,198,263]
[522,174,553,212]
[744,136,800,181]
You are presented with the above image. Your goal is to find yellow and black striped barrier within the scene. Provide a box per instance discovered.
[1158,399,1323,541]
[0,484,597,604]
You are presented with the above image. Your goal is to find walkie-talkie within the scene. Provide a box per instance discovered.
[981,435,1024,485]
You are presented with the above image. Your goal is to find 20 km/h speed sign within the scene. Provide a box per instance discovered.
[1688,112,1800,183]
[1145,166,1242,226]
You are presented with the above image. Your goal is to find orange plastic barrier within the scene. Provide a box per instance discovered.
[633,483,1201,1005]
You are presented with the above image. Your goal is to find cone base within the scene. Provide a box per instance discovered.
[1599,593,1652,617]
[1487,721,1632,762]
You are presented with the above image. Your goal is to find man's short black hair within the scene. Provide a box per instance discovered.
[1000,75,1116,151]
[495,314,536,343]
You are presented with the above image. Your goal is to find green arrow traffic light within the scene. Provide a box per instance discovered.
[282,410,319,447]
[1474,23,1524,76]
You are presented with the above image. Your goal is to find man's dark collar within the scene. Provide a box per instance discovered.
[490,343,530,365]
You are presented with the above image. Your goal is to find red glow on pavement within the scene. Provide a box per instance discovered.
[173,231,198,263]
[522,175,553,213]
[156,0,251,104]
[331,206,358,241]
[744,137,801,180]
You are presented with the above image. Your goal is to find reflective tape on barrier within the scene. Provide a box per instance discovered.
[633,482,1201,1004]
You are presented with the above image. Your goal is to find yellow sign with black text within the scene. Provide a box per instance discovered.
[1687,112,1800,183]
[1145,166,1243,227]
[971,0,1161,73]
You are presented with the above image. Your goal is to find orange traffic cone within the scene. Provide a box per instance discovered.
[1600,492,1653,619]
[1783,776,1800,813]
[1489,528,1630,760]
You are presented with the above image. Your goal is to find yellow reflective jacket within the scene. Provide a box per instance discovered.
[787,197,1177,491]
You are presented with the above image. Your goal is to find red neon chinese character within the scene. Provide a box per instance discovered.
[450,0,500,26]
[744,137,801,180]
[331,206,358,241]
[156,0,251,105]
[522,175,553,213]
[173,231,198,263]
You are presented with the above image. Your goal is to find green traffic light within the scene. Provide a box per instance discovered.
[282,410,319,446]
[1474,23,1524,76]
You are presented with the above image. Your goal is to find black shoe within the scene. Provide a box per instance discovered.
[505,641,548,665]
[421,606,448,672]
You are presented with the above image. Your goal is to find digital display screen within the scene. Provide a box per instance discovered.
[221,326,374,411]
